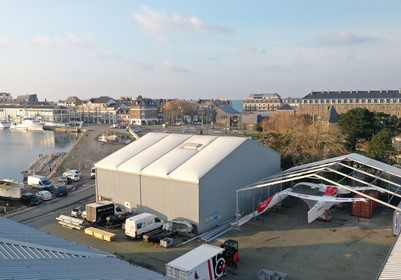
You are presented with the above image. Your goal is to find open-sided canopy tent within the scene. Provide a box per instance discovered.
[95,132,281,233]
[235,153,401,226]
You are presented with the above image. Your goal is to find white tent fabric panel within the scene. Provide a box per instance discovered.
[118,134,192,173]
[140,135,221,182]
[98,132,251,183]
[95,132,168,170]
[169,136,247,183]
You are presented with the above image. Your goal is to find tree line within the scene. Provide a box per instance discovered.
[258,108,401,169]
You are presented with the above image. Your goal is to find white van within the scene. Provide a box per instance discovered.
[27,175,53,190]
[90,167,96,179]
[125,213,164,239]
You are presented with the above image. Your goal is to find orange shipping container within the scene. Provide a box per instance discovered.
[351,191,380,218]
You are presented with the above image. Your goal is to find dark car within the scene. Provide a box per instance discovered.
[54,176,73,185]
[20,193,42,206]
[51,183,68,197]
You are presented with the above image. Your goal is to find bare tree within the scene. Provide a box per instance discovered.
[260,114,345,168]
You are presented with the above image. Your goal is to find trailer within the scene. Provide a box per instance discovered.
[85,201,115,225]
[166,244,227,280]
[0,179,23,200]
[143,228,173,243]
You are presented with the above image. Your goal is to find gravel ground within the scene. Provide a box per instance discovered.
[51,124,131,179]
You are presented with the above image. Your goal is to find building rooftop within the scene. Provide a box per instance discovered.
[0,216,168,280]
[303,89,401,99]
[95,132,277,184]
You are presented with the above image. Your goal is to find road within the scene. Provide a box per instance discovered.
[5,181,96,227]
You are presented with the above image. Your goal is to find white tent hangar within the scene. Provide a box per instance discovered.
[95,132,281,233]
[235,153,401,226]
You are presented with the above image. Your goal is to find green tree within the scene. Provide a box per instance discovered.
[365,128,395,164]
[338,108,376,151]
[255,123,263,132]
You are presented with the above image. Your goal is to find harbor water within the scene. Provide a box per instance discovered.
[0,129,78,181]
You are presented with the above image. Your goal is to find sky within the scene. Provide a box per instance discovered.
[1,1,400,102]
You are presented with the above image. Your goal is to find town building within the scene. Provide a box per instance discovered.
[274,103,296,116]
[240,113,261,132]
[15,94,39,103]
[0,104,70,123]
[128,96,159,125]
[215,105,241,129]
[95,132,281,234]
[299,89,401,120]
[0,92,13,103]
[282,97,301,110]
[243,93,282,112]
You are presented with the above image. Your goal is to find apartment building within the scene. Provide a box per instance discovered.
[128,96,159,125]
[243,93,282,112]
[299,89,401,120]
[0,104,70,123]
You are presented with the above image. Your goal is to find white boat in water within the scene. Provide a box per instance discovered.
[10,116,44,131]
[0,120,11,129]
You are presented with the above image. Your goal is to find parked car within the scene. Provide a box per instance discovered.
[90,167,96,179]
[36,190,53,201]
[110,123,122,129]
[71,205,85,218]
[63,169,81,181]
[51,184,68,197]
[54,176,73,185]
[20,193,42,206]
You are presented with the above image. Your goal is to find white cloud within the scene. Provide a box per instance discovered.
[33,33,95,48]
[319,32,379,45]
[0,36,23,48]
[133,5,229,42]
[160,60,190,73]
[261,61,280,70]
[242,45,267,54]
[89,51,154,70]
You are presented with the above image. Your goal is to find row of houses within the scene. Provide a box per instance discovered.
[0,94,165,126]
[2,88,401,130]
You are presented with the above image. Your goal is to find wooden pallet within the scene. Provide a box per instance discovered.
[84,227,116,242]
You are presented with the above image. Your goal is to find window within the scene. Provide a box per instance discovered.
[137,223,142,229]
[155,217,161,223]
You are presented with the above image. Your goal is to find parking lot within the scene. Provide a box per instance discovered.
[32,195,394,280]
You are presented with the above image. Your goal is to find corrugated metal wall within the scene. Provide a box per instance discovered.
[198,140,281,233]
[141,176,199,225]
[96,169,141,212]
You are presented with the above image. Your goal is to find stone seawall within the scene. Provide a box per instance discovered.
[22,129,87,180]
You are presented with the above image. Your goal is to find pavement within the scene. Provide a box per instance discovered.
[16,124,397,280]
[51,124,130,179]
